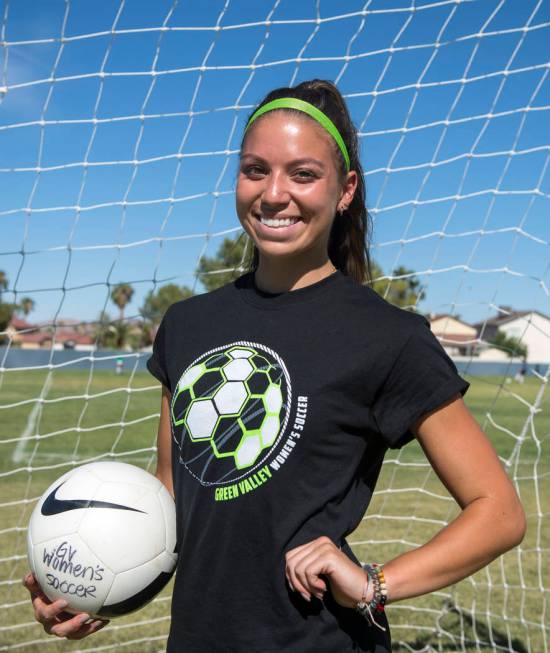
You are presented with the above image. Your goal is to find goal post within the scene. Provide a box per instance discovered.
[0,2,548,651]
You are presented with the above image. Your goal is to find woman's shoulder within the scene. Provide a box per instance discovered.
[340,274,428,334]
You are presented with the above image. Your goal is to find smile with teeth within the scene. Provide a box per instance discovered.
[257,214,301,228]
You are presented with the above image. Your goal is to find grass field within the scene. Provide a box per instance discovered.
[0,370,548,652]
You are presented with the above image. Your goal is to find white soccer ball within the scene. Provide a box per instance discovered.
[27,461,177,619]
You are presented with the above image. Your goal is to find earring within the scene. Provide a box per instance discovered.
[338,205,347,216]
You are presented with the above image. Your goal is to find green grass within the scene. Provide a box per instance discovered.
[0,371,548,652]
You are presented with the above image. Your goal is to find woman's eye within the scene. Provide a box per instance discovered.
[243,165,265,177]
[294,169,316,180]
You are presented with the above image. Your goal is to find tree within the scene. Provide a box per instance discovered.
[111,321,131,350]
[371,264,425,310]
[110,283,134,322]
[490,330,528,359]
[140,284,194,325]
[18,297,35,318]
[0,271,15,343]
[93,311,117,349]
[0,270,7,303]
[0,303,17,343]
[197,234,252,292]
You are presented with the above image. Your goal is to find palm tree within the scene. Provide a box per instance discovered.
[110,283,134,322]
[19,297,35,318]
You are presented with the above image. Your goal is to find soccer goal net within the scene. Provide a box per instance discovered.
[0,1,548,651]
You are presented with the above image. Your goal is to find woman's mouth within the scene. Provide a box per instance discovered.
[259,215,300,228]
[254,213,303,235]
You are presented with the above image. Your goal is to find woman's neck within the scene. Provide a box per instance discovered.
[253,259,337,294]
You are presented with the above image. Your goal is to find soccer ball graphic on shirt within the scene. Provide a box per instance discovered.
[171,344,289,485]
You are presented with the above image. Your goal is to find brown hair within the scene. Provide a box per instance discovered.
[240,79,372,285]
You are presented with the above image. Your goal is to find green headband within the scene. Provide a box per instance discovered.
[245,97,351,172]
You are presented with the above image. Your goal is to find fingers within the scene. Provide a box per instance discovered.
[289,552,328,601]
[36,597,71,624]
[49,612,90,637]
[67,619,109,640]
[22,572,109,639]
[23,572,58,611]
[23,572,46,599]
[23,575,69,625]
[285,537,334,601]
[50,613,109,640]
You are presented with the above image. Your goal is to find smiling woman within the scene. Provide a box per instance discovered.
[237,80,371,294]
[24,79,526,653]
[237,110,353,285]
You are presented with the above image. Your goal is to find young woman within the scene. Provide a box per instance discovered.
[24,80,526,651]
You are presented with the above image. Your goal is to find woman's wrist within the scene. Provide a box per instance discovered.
[356,567,375,604]
[354,563,388,632]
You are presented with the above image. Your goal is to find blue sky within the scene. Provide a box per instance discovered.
[0,0,548,326]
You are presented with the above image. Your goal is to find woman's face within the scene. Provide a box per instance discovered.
[236,112,355,265]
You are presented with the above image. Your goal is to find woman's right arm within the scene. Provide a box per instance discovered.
[23,385,173,638]
[155,385,174,498]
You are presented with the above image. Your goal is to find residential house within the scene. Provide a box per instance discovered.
[6,316,96,351]
[474,310,550,363]
[428,314,478,357]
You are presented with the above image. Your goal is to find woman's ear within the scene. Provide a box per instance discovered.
[341,170,358,208]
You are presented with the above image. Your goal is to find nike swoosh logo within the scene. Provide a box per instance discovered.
[41,483,146,516]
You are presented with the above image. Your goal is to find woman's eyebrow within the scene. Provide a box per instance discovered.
[240,153,325,169]
[291,157,325,169]
[240,153,264,162]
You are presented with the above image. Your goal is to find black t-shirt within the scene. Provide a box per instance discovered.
[147,270,469,653]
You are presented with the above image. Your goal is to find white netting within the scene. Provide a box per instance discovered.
[0,1,548,651]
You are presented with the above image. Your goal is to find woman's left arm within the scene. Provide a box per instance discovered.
[285,395,526,606]
[380,393,526,602]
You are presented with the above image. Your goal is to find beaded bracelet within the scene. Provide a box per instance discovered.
[355,563,387,631]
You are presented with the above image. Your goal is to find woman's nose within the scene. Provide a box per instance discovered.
[261,171,290,210]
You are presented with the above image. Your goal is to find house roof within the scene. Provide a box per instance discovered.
[55,332,95,345]
[32,318,142,333]
[18,330,94,345]
[473,310,549,328]
[18,333,51,344]
[428,313,454,320]
[9,316,36,331]
[436,334,477,344]
[428,313,474,326]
